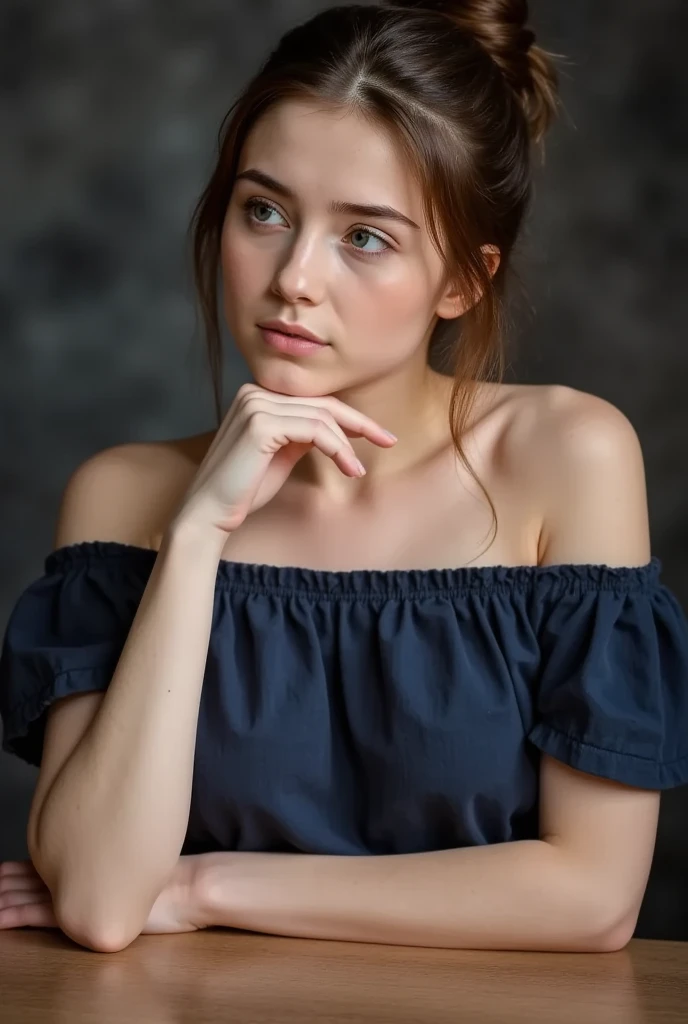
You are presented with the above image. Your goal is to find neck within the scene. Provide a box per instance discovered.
[291,367,454,506]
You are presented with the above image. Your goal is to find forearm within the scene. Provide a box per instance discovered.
[198,840,626,953]
[32,523,225,939]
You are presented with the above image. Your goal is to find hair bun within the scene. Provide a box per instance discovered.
[384,1,560,146]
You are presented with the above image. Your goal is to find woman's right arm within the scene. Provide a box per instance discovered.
[30,478,226,950]
[30,384,395,950]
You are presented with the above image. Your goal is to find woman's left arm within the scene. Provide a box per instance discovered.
[193,797,651,953]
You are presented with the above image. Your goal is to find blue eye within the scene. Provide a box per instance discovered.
[241,197,392,259]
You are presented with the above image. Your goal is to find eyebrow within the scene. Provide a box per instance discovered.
[234,168,421,231]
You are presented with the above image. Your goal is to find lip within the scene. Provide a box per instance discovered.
[257,319,327,345]
[259,327,329,357]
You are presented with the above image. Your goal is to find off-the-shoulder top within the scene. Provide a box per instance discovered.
[1,541,687,856]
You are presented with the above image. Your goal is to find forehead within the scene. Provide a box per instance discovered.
[239,98,422,216]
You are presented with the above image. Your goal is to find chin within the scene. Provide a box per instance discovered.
[249,360,337,398]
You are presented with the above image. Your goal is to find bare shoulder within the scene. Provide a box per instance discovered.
[516,382,645,470]
[53,430,216,551]
[508,383,650,566]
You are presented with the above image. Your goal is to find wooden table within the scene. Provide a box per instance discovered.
[1,929,686,1022]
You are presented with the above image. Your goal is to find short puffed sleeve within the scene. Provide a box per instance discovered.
[527,557,688,789]
[0,542,155,767]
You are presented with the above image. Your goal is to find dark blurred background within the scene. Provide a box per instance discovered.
[1,0,686,939]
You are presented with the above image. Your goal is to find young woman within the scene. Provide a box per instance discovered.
[1,0,687,955]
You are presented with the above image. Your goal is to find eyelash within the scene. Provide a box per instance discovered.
[240,197,392,259]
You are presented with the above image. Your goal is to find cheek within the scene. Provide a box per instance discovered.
[350,271,433,352]
[220,226,258,305]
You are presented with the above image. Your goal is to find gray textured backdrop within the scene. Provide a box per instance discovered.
[1,1,686,940]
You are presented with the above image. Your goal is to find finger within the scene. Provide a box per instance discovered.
[246,391,398,446]
[0,860,36,877]
[0,861,45,891]
[266,415,366,477]
[0,878,47,897]
[0,889,52,910]
[252,400,358,460]
[0,896,57,930]
[246,400,361,473]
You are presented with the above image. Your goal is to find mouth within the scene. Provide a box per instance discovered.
[257,321,328,345]
[258,325,329,355]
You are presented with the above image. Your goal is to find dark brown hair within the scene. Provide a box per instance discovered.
[189,0,562,557]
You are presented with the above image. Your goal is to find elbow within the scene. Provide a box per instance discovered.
[28,837,143,953]
[49,870,143,953]
[55,901,139,953]
[589,904,639,953]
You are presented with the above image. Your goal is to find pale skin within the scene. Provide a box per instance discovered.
[220,97,489,505]
[0,98,661,950]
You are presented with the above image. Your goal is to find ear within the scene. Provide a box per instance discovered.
[435,245,501,320]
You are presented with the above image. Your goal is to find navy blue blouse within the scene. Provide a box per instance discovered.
[1,540,688,857]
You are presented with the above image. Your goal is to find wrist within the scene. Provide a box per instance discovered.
[192,852,232,930]
[162,516,229,565]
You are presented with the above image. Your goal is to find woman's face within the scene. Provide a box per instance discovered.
[220,98,464,398]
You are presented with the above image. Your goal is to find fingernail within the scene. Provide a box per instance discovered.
[384,431,398,441]
[356,459,367,476]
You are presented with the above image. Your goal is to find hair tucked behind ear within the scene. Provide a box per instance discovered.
[386,0,561,149]
[189,1,566,561]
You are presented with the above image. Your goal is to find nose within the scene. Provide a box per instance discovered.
[271,231,328,305]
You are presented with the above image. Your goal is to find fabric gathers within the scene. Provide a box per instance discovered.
[1,540,687,857]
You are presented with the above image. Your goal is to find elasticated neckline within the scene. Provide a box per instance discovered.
[44,540,663,600]
[4,536,687,846]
